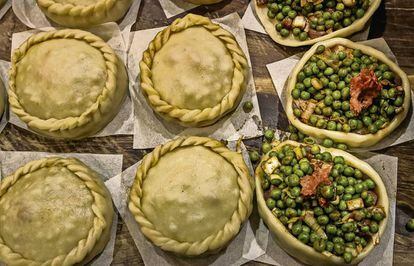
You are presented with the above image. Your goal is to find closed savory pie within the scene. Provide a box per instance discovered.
[36,0,133,28]
[129,136,254,256]
[9,29,128,139]
[140,14,249,127]
[0,157,114,265]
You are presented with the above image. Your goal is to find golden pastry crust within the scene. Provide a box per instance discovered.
[36,0,133,28]
[255,140,389,265]
[183,0,224,4]
[8,29,128,139]
[140,14,248,127]
[285,38,411,148]
[128,136,254,256]
[0,157,114,266]
[254,0,381,47]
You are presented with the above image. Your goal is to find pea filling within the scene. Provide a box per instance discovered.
[257,0,371,40]
[261,143,385,263]
[291,44,405,134]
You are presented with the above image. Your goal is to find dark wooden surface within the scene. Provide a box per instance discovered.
[0,0,413,265]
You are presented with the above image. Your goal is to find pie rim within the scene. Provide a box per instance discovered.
[128,136,254,256]
[139,13,248,127]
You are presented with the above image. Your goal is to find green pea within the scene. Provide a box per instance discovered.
[291,186,301,197]
[354,183,364,194]
[334,243,345,255]
[341,87,350,99]
[344,232,355,242]
[288,10,297,19]
[370,222,379,233]
[336,185,344,195]
[280,28,290,37]
[406,219,414,232]
[311,145,320,155]
[270,189,282,200]
[281,5,291,15]
[343,252,353,264]
[299,32,308,41]
[275,23,283,32]
[266,198,276,209]
[286,207,298,217]
[321,185,334,199]
[343,167,354,177]
[262,143,272,154]
[324,67,334,76]
[293,108,301,117]
[394,96,404,107]
[314,207,324,216]
[264,129,275,141]
[313,239,326,252]
[342,193,352,201]
[353,49,362,58]
[326,224,337,235]
[292,28,301,36]
[316,45,326,54]
[322,138,334,148]
[354,169,363,179]
[267,10,276,19]
[249,150,260,162]
[298,232,309,243]
[292,222,303,236]
[338,200,347,211]
[317,215,329,225]
[322,152,332,162]
[327,121,337,131]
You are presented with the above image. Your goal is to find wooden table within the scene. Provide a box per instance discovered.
[0,0,413,265]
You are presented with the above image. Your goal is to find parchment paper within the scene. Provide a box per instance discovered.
[266,37,414,151]
[249,151,397,266]
[0,0,11,20]
[158,0,198,18]
[128,13,263,149]
[11,0,141,33]
[109,140,262,265]
[5,23,135,138]
[241,0,371,42]
[0,151,123,266]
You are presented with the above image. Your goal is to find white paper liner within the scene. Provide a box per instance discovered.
[4,23,135,138]
[11,0,142,32]
[0,151,123,266]
[241,0,371,42]
[111,140,261,265]
[0,62,8,134]
[266,37,414,151]
[247,151,397,266]
[129,13,263,149]
[0,0,11,20]
[158,0,198,19]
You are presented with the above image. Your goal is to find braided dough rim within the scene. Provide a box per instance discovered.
[255,140,389,265]
[0,157,112,266]
[128,136,254,256]
[37,0,117,18]
[254,0,381,47]
[139,14,249,127]
[285,38,411,148]
[8,29,120,135]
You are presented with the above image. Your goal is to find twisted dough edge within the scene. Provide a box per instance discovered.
[37,0,114,18]
[8,29,119,134]
[139,13,249,127]
[0,157,111,266]
[128,136,254,256]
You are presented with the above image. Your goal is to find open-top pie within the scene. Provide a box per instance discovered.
[140,14,249,127]
[9,29,128,139]
[128,136,254,256]
[285,38,411,148]
[36,0,133,28]
[0,157,114,265]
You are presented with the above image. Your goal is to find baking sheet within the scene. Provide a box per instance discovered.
[128,13,263,149]
[0,0,11,20]
[249,151,397,266]
[266,37,414,151]
[109,140,263,265]
[0,151,123,266]
[241,0,371,42]
[4,23,134,138]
